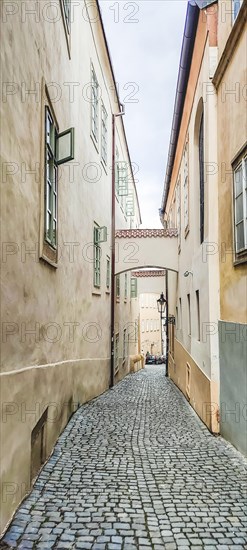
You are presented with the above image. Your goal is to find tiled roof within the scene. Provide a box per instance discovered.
[131,270,166,278]
[115,229,178,238]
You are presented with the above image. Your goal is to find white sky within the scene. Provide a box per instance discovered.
[99,0,187,228]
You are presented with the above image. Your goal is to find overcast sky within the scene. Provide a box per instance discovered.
[99,0,187,228]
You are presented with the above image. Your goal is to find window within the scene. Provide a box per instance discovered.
[186,363,191,400]
[232,0,243,21]
[199,112,205,244]
[93,226,101,288]
[116,275,120,299]
[126,188,135,217]
[91,67,99,141]
[196,290,200,341]
[123,329,127,362]
[124,273,128,300]
[176,178,181,249]
[179,298,182,330]
[233,154,247,256]
[176,306,178,328]
[115,333,119,374]
[101,104,108,165]
[130,277,137,298]
[183,139,189,233]
[106,256,110,289]
[45,108,58,249]
[141,320,145,332]
[150,320,153,332]
[62,0,71,33]
[146,320,149,332]
[187,294,191,336]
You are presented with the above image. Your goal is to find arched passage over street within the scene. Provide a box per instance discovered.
[115,228,178,275]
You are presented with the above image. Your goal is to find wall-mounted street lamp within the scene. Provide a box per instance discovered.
[184,270,193,277]
[157,292,166,359]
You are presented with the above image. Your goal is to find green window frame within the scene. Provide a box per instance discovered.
[124,273,128,300]
[131,277,137,298]
[123,328,127,362]
[94,226,101,288]
[126,187,135,217]
[62,0,71,33]
[45,107,58,249]
[234,154,247,254]
[106,256,110,289]
[115,333,119,374]
[116,274,120,298]
[91,67,99,141]
[101,103,108,165]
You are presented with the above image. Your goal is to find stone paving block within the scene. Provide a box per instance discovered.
[1,366,247,550]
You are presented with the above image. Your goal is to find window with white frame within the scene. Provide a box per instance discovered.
[232,0,243,21]
[116,274,120,299]
[124,273,128,300]
[130,277,137,298]
[101,104,108,165]
[123,329,127,362]
[233,153,247,256]
[146,320,149,332]
[45,108,58,249]
[91,67,99,141]
[106,256,110,289]
[115,333,119,373]
[115,147,119,195]
[176,178,181,249]
[183,139,189,233]
[141,320,145,332]
[93,226,101,288]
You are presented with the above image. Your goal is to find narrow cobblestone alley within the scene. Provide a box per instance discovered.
[1,367,247,550]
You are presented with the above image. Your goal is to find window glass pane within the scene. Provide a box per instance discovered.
[234,165,243,197]
[235,193,243,224]
[236,222,244,251]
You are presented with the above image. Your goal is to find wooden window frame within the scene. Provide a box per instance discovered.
[93,225,101,288]
[233,152,247,263]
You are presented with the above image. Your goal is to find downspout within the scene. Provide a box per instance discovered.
[110,104,125,388]
[165,269,169,377]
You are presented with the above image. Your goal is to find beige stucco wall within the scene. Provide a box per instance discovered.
[140,293,163,356]
[169,339,218,432]
[216,16,247,323]
[0,0,141,532]
[164,9,220,428]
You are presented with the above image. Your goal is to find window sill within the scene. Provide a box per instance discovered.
[40,254,58,269]
[233,253,247,266]
[106,289,110,295]
[92,289,101,296]
[124,298,127,303]
[116,297,120,303]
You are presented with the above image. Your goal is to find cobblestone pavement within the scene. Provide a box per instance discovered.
[1,366,247,550]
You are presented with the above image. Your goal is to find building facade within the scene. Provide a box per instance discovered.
[160,0,246,455]
[213,0,247,455]
[0,0,141,532]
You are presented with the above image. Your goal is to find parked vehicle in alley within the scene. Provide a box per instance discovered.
[145,354,156,364]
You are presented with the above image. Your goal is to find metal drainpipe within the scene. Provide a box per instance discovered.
[110,104,125,389]
[165,269,169,377]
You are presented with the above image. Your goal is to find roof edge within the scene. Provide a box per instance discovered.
[160,1,200,222]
